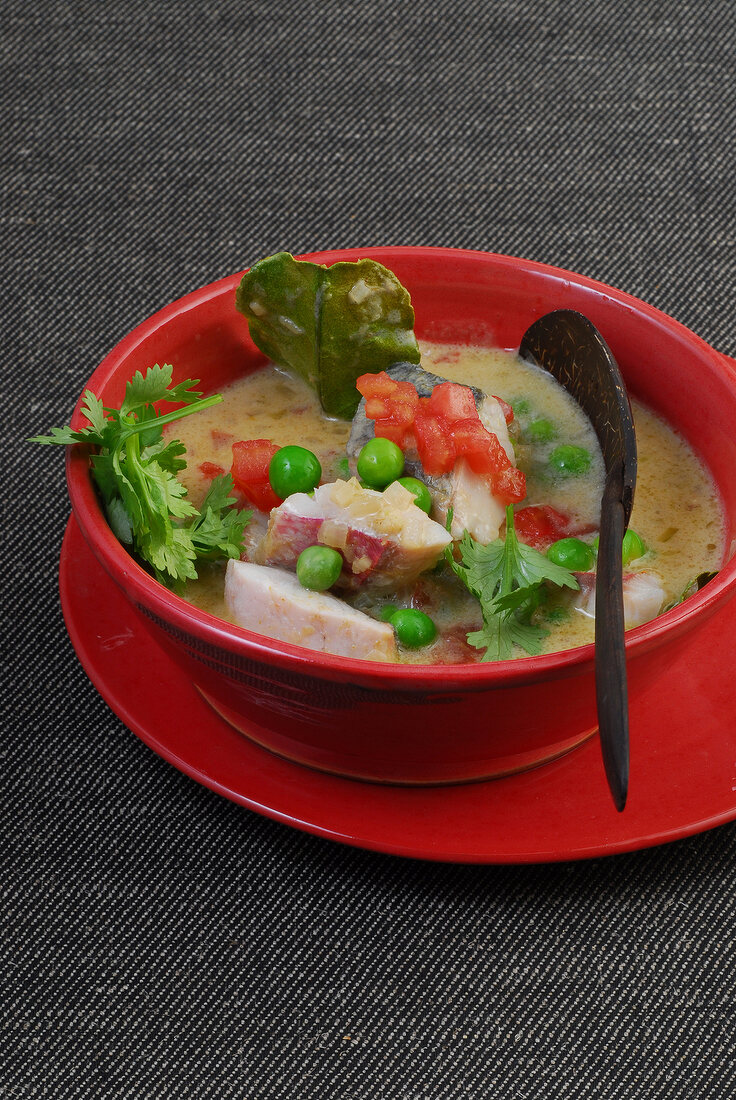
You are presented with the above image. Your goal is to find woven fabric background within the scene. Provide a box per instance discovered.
[3,1,735,1096]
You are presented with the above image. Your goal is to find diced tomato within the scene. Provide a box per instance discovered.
[450,417,493,455]
[211,428,234,445]
[373,419,411,448]
[425,382,477,423]
[199,461,226,480]
[231,439,277,482]
[512,505,572,550]
[413,414,456,475]
[365,396,391,419]
[431,349,461,365]
[231,439,282,512]
[393,379,420,405]
[492,395,514,424]
[465,433,510,476]
[386,401,416,427]
[492,465,527,504]
[356,371,398,399]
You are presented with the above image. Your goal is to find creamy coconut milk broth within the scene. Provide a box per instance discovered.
[172,340,724,660]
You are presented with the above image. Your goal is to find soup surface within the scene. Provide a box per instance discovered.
[172,341,724,661]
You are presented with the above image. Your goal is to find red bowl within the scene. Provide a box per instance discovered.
[66,247,736,784]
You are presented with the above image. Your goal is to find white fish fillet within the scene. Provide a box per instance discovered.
[225,560,398,661]
[575,570,666,629]
[443,458,507,543]
[477,395,515,464]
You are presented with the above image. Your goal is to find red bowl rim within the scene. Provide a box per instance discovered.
[66,245,736,690]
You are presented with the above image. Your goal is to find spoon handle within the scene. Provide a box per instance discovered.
[595,473,630,811]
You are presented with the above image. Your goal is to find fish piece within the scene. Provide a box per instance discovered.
[347,362,517,544]
[574,570,666,629]
[225,560,398,661]
[261,477,452,589]
[347,361,485,458]
[441,458,507,543]
[476,395,514,463]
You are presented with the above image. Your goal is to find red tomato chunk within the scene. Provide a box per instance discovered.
[231,439,282,512]
[199,461,225,480]
[512,505,573,550]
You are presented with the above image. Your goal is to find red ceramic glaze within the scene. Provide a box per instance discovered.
[65,248,736,785]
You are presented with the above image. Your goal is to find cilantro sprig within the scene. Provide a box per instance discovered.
[31,364,251,590]
[446,505,580,660]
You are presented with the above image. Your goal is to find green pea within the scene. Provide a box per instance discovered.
[527,418,558,443]
[390,608,437,648]
[296,545,343,591]
[379,603,399,622]
[548,444,592,477]
[357,437,405,489]
[269,446,322,499]
[547,537,594,572]
[622,529,646,565]
[396,476,432,514]
[512,398,531,417]
[591,530,647,564]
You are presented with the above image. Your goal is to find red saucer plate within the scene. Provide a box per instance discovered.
[60,516,736,863]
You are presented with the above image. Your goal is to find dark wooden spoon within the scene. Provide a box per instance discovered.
[519,310,637,811]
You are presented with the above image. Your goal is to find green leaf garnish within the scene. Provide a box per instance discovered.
[121,365,204,414]
[235,251,420,419]
[664,569,718,611]
[31,364,251,590]
[446,505,579,660]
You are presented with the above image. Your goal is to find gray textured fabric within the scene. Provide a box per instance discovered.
[3,1,735,1097]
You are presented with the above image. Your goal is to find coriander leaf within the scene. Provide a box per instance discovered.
[143,460,198,520]
[165,378,207,405]
[30,386,110,446]
[121,363,174,412]
[29,424,97,446]
[105,497,134,544]
[142,436,188,474]
[89,451,120,504]
[468,614,548,662]
[493,584,545,615]
[235,252,420,419]
[186,474,252,561]
[459,514,578,602]
[80,390,109,437]
[131,403,166,450]
[467,610,514,662]
[31,364,250,590]
[188,505,249,562]
[197,471,240,514]
[145,526,199,588]
[449,505,579,660]
[121,364,204,414]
